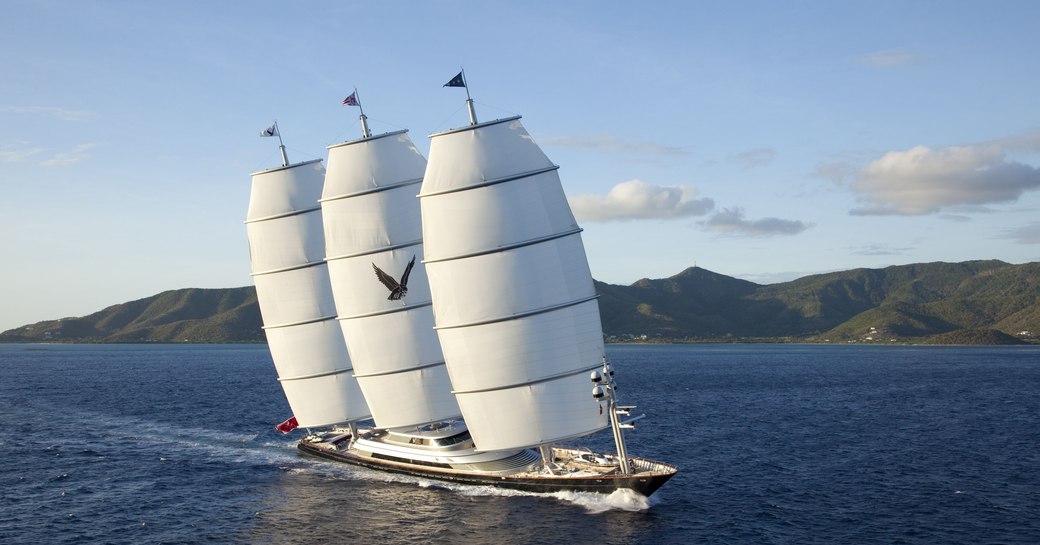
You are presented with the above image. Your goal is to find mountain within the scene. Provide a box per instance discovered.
[600,260,1038,343]
[1,287,263,343]
[2,260,1037,344]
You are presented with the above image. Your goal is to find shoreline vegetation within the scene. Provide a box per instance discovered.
[3,260,1037,346]
[4,332,1035,347]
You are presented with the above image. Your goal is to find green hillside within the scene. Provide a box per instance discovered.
[596,260,1038,344]
[1,287,263,343]
[2,261,1037,344]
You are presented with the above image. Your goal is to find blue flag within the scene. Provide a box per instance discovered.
[444,71,466,88]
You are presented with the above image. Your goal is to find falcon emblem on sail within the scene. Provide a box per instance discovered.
[372,255,416,301]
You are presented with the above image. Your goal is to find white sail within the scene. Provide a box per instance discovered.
[322,131,461,429]
[247,159,370,428]
[420,117,609,451]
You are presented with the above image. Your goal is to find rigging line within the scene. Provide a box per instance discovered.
[363,116,409,132]
[281,144,322,162]
[249,157,323,173]
[428,102,469,134]
[326,126,352,147]
[470,100,520,118]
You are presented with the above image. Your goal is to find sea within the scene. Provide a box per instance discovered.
[1,343,1038,545]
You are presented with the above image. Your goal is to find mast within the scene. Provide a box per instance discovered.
[246,157,370,428]
[591,358,635,474]
[463,72,477,126]
[276,126,289,166]
[321,112,461,430]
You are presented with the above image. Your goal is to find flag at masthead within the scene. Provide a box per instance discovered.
[259,120,289,166]
[444,69,477,125]
[342,88,370,138]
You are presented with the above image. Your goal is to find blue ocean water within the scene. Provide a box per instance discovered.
[0,343,1038,544]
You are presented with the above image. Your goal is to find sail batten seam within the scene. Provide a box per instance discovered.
[250,259,328,277]
[352,360,448,379]
[277,366,355,382]
[451,363,603,395]
[423,228,581,264]
[433,295,598,331]
[336,301,433,321]
[325,239,423,262]
[320,177,423,203]
[418,165,559,198]
[244,205,322,224]
[262,314,338,330]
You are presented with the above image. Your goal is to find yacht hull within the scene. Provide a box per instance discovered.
[297,439,677,497]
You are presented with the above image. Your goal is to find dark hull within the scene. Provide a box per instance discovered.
[297,440,676,497]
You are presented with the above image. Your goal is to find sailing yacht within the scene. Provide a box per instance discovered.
[250,83,677,497]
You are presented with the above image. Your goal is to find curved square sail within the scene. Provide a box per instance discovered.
[322,131,461,430]
[247,159,370,428]
[420,117,609,452]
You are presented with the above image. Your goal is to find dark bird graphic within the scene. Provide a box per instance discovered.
[373,255,416,301]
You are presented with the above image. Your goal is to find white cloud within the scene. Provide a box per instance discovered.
[569,179,714,222]
[543,134,688,156]
[41,143,100,167]
[849,144,1040,215]
[0,105,95,121]
[0,143,45,162]
[859,48,928,68]
[700,207,813,236]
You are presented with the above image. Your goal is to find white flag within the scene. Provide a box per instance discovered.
[260,124,278,137]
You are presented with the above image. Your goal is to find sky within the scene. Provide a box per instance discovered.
[2,1,1039,331]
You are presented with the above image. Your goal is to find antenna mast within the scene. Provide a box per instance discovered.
[462,69,477,125]
[355,88,371,138]
[275,121,289,166]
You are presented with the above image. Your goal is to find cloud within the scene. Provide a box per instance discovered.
[813,161,857,185]
[849,144,1040,215]
[569,179,714,222]
[938,213,973,222]
[1004,222,1040,244]
[733,147,776,169]
[700,207,813,236]
[0,143,45,162]
[543,134,688,157]
[849,243,915,256]
[0,105,95,121]
[858,48,928,68]
[991,129,1040,153]
[41,143,100,167]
